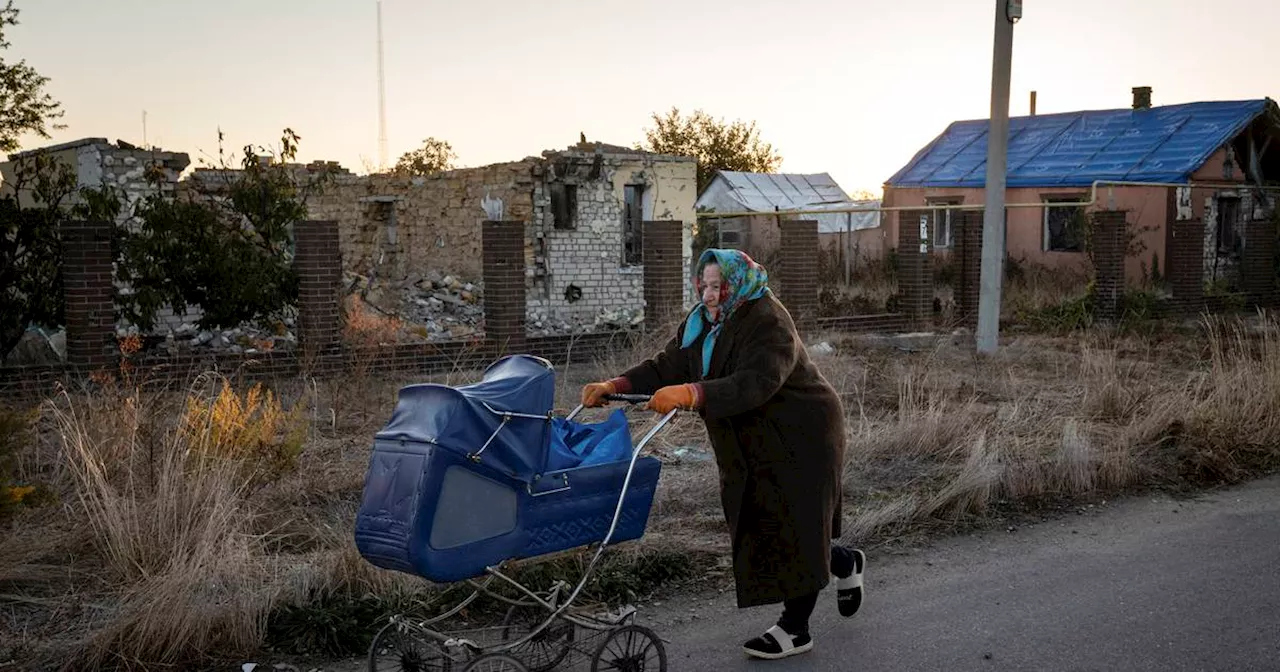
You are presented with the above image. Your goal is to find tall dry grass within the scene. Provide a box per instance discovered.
[6,314,1280,667]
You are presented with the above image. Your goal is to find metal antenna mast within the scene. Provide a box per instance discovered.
[377,0,388,171]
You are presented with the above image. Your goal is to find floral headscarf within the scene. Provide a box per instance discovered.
[681,248,771,377]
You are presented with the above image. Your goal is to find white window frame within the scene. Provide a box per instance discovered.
[926,198,961,249]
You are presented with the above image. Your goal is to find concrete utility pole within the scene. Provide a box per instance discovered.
[976,0,1019,354]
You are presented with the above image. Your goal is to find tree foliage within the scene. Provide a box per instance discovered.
[0,154,120,358]
[117,129,326,332]
[639,107,782,193]
[392,137,456,177]
[0,1,64,153]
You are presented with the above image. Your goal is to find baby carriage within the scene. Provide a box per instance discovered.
[354,354,677,671]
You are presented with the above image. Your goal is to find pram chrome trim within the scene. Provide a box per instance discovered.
[470,407,679,656]
[467,402,552,464]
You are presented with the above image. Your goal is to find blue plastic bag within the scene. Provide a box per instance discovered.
[546,409,633,471]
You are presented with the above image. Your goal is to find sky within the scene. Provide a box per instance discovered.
[10,0,1280,196]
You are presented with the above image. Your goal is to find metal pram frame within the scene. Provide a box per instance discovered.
[367,392,678,672]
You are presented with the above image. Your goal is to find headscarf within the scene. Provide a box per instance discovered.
[681,248,771,377]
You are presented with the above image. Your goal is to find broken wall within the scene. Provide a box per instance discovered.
[526,148,696,333]
[1,138,189,219]
[305,160,538,282]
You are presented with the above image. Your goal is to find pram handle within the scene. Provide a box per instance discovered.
[602,393,652,404]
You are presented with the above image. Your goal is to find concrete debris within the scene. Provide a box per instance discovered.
[2,328,65,366]
[808,341,836,357]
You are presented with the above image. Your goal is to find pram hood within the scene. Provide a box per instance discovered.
[376,355,556,483]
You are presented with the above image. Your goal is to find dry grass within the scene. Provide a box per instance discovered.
[4,315,1280,668]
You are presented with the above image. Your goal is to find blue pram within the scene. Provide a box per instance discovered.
[356,355,676,671]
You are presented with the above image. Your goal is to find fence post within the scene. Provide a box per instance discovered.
[643,220,684,332]
[482,220,527,356]
[955,210,984,327]
[1169,216,1206,316]
[1091,210,1127,321]
[294,220,343,366]
[61,220,118,372]
[1242,216,1277,310]
[778,219,819,328]
[897,210,934,324]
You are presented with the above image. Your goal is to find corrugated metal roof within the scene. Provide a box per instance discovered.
[697,171,881,233]
[886,99,1273,188]
[714,172,850,211]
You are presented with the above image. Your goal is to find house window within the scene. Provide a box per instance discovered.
[623,184,644,265]
[926,198,961,248]
[1216,195,1241,255]
[1043,196,1087,252]
[550,183,577,230]
[718,218,746,248]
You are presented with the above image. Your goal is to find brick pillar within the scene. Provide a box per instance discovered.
[1242,217,1277,309]
[779,220,819,327]
[61,220,117,370]
[482,221,527,355]
[1091,211,1127,321]
[643,220,683,331]
[897,210,934,323]
[294,220,342,355]
[954,210,984,326]
[1169,219,1206,314]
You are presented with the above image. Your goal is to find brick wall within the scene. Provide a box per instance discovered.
[1170,218,1206,313]
[643,220,684,330]
[897,210,934,322]
[954,210,984,326]
[61,220,117,371]
[294,221,343,357]
[1242,217,1277,309]
[524,153,697,330]
[482,220,527,354]
[779,220,819,326]
[1091,210,1127,321]
[527,177,643,325]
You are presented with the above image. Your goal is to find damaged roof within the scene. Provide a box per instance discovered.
[887,99,1277,188]
[699,171,851,212]
[697,171,880,233]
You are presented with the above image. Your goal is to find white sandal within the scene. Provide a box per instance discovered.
[743,625,814,660]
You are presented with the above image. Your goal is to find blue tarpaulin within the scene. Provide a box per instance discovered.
[547,409,633,472]
[886,100,1272,189]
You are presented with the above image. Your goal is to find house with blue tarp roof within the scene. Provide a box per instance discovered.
[881,90,1280,288]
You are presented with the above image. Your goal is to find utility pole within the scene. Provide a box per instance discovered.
[976,0,1019,354]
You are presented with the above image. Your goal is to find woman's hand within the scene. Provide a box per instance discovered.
[646,384,702,413]
[580,381,616,408]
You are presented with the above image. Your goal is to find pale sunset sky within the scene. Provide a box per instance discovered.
[10,0,1280,195]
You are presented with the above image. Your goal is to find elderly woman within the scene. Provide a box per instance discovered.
[581,248,865,660]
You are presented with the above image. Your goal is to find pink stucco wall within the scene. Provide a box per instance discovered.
[882,147,1249,284]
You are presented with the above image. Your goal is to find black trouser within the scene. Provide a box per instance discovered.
[777,545,856,636]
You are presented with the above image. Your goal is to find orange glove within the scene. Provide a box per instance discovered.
[646,384,702,413]
[581,381,616,408]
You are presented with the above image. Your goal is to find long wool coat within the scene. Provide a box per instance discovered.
[621,293,846,608]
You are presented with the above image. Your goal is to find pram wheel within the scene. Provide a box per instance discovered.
[590,624,667,672]
[499,605,574,672]
[461,653,528,672]
[368,619,453,672]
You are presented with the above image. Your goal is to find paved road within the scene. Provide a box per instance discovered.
[646,476,1280,671]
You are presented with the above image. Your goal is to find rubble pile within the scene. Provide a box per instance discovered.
[345,269,485,341]
[115,310,299,357]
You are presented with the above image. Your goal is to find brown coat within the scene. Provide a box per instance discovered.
[621,293,846,608]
